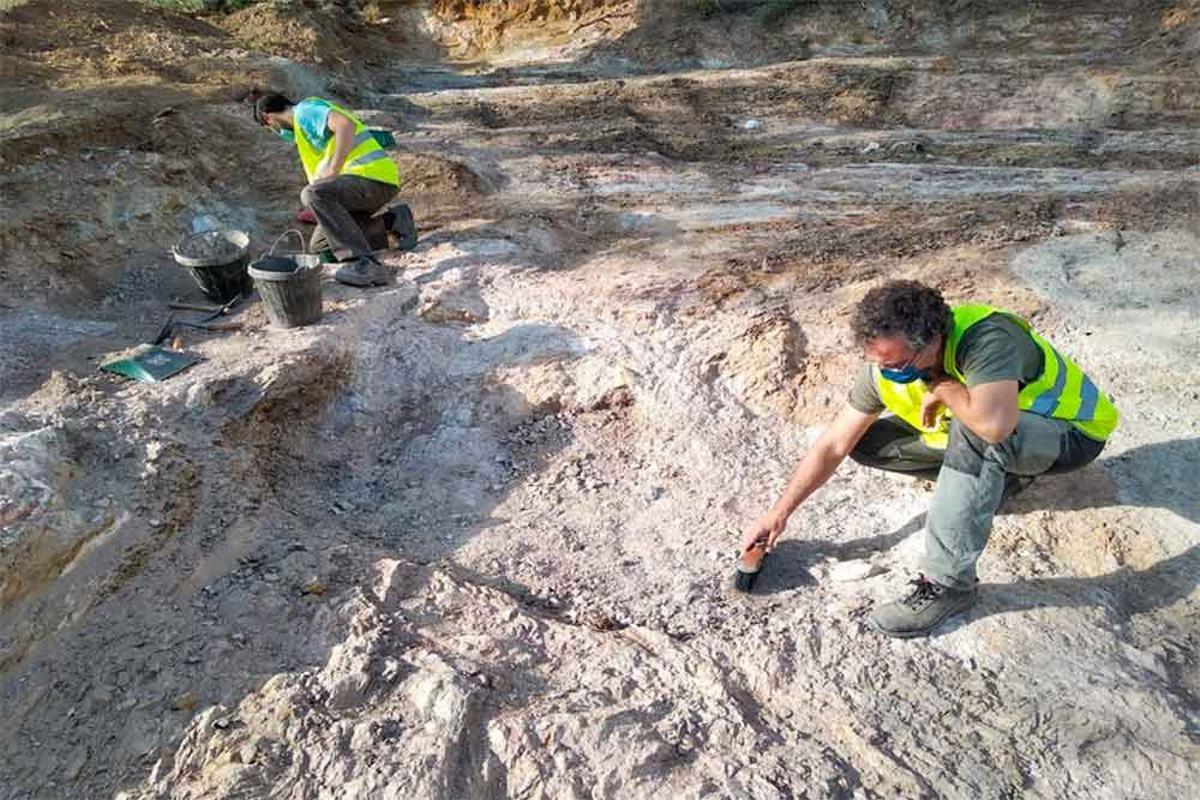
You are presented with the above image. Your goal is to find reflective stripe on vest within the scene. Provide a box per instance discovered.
[874,304,1119,449]
[294,99,400,187]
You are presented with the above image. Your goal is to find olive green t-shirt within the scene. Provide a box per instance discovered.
[847,314,1045,415]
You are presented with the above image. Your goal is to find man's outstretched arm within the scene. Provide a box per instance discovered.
[741,403,878,553]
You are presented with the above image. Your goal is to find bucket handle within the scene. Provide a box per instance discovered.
[252,229,313,272]
[266,229,308,256]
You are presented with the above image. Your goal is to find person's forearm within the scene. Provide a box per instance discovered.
[770,443,843,519]
[328,128,355,174]
[933,380,1013,443]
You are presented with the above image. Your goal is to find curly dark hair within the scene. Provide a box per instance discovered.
[851,280,951,349]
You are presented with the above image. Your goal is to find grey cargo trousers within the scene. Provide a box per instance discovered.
[850,413,1106,590]
[300,175,397,261]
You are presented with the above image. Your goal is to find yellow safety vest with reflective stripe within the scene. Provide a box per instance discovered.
[873,304,1119,449]
[294,98,399,187]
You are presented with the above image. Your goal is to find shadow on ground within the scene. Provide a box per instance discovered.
[757,437,1200,602]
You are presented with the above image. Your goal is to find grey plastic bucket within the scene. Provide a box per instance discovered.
[248,232,324,328]
[172,229,252,304]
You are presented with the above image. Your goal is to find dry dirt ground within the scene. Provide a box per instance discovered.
[2,1,1200,799]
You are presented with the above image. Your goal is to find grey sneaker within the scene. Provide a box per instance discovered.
[384,203,418,251]
[334,256,391,287]
[869,575,976,638]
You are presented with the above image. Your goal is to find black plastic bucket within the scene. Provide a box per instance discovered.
[172,230,252,304]
[248,252,324,328]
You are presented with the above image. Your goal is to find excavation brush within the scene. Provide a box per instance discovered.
[732,530,770,593]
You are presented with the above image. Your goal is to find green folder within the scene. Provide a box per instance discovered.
[100,345,201,383]
[370,129,396,149]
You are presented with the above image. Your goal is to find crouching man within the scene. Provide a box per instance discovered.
[741,280,1118,637]
[255,93,412,287]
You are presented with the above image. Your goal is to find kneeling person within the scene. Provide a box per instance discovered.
[741,280,1118,637]
[255,93,406,287]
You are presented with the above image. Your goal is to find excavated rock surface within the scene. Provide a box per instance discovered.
[2,2,1199,799]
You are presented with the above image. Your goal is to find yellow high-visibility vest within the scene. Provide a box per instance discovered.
[294,98,399,187]
[874,304,1119,449]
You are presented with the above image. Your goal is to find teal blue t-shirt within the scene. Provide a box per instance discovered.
[293,98,332,149]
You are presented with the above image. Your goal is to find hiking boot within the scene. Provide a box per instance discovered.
[383,203,418,251]
[334,255,391,287]
[869,575,976,638]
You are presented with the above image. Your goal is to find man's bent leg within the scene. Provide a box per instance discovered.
[1046,428,1107,474]
[870,412,1072,638]
[309,224,332,261]
[301,176,396,261]
[923,413,1070,590]
[360,213,390,251]
[310,212,389,257]
[849,416,945,481]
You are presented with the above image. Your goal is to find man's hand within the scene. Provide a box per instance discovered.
[930,376,1019,444]
[740,510,788,554]
[315,160,337,181]
[920,390,946,429]
[316,111,357,182]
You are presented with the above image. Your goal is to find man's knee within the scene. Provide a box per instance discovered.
[300,182,333,209]
[850,420,905,468]
[849,436,892,468]
[943,419,992,477]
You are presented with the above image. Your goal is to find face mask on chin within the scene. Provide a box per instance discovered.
[276,127,295,142]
